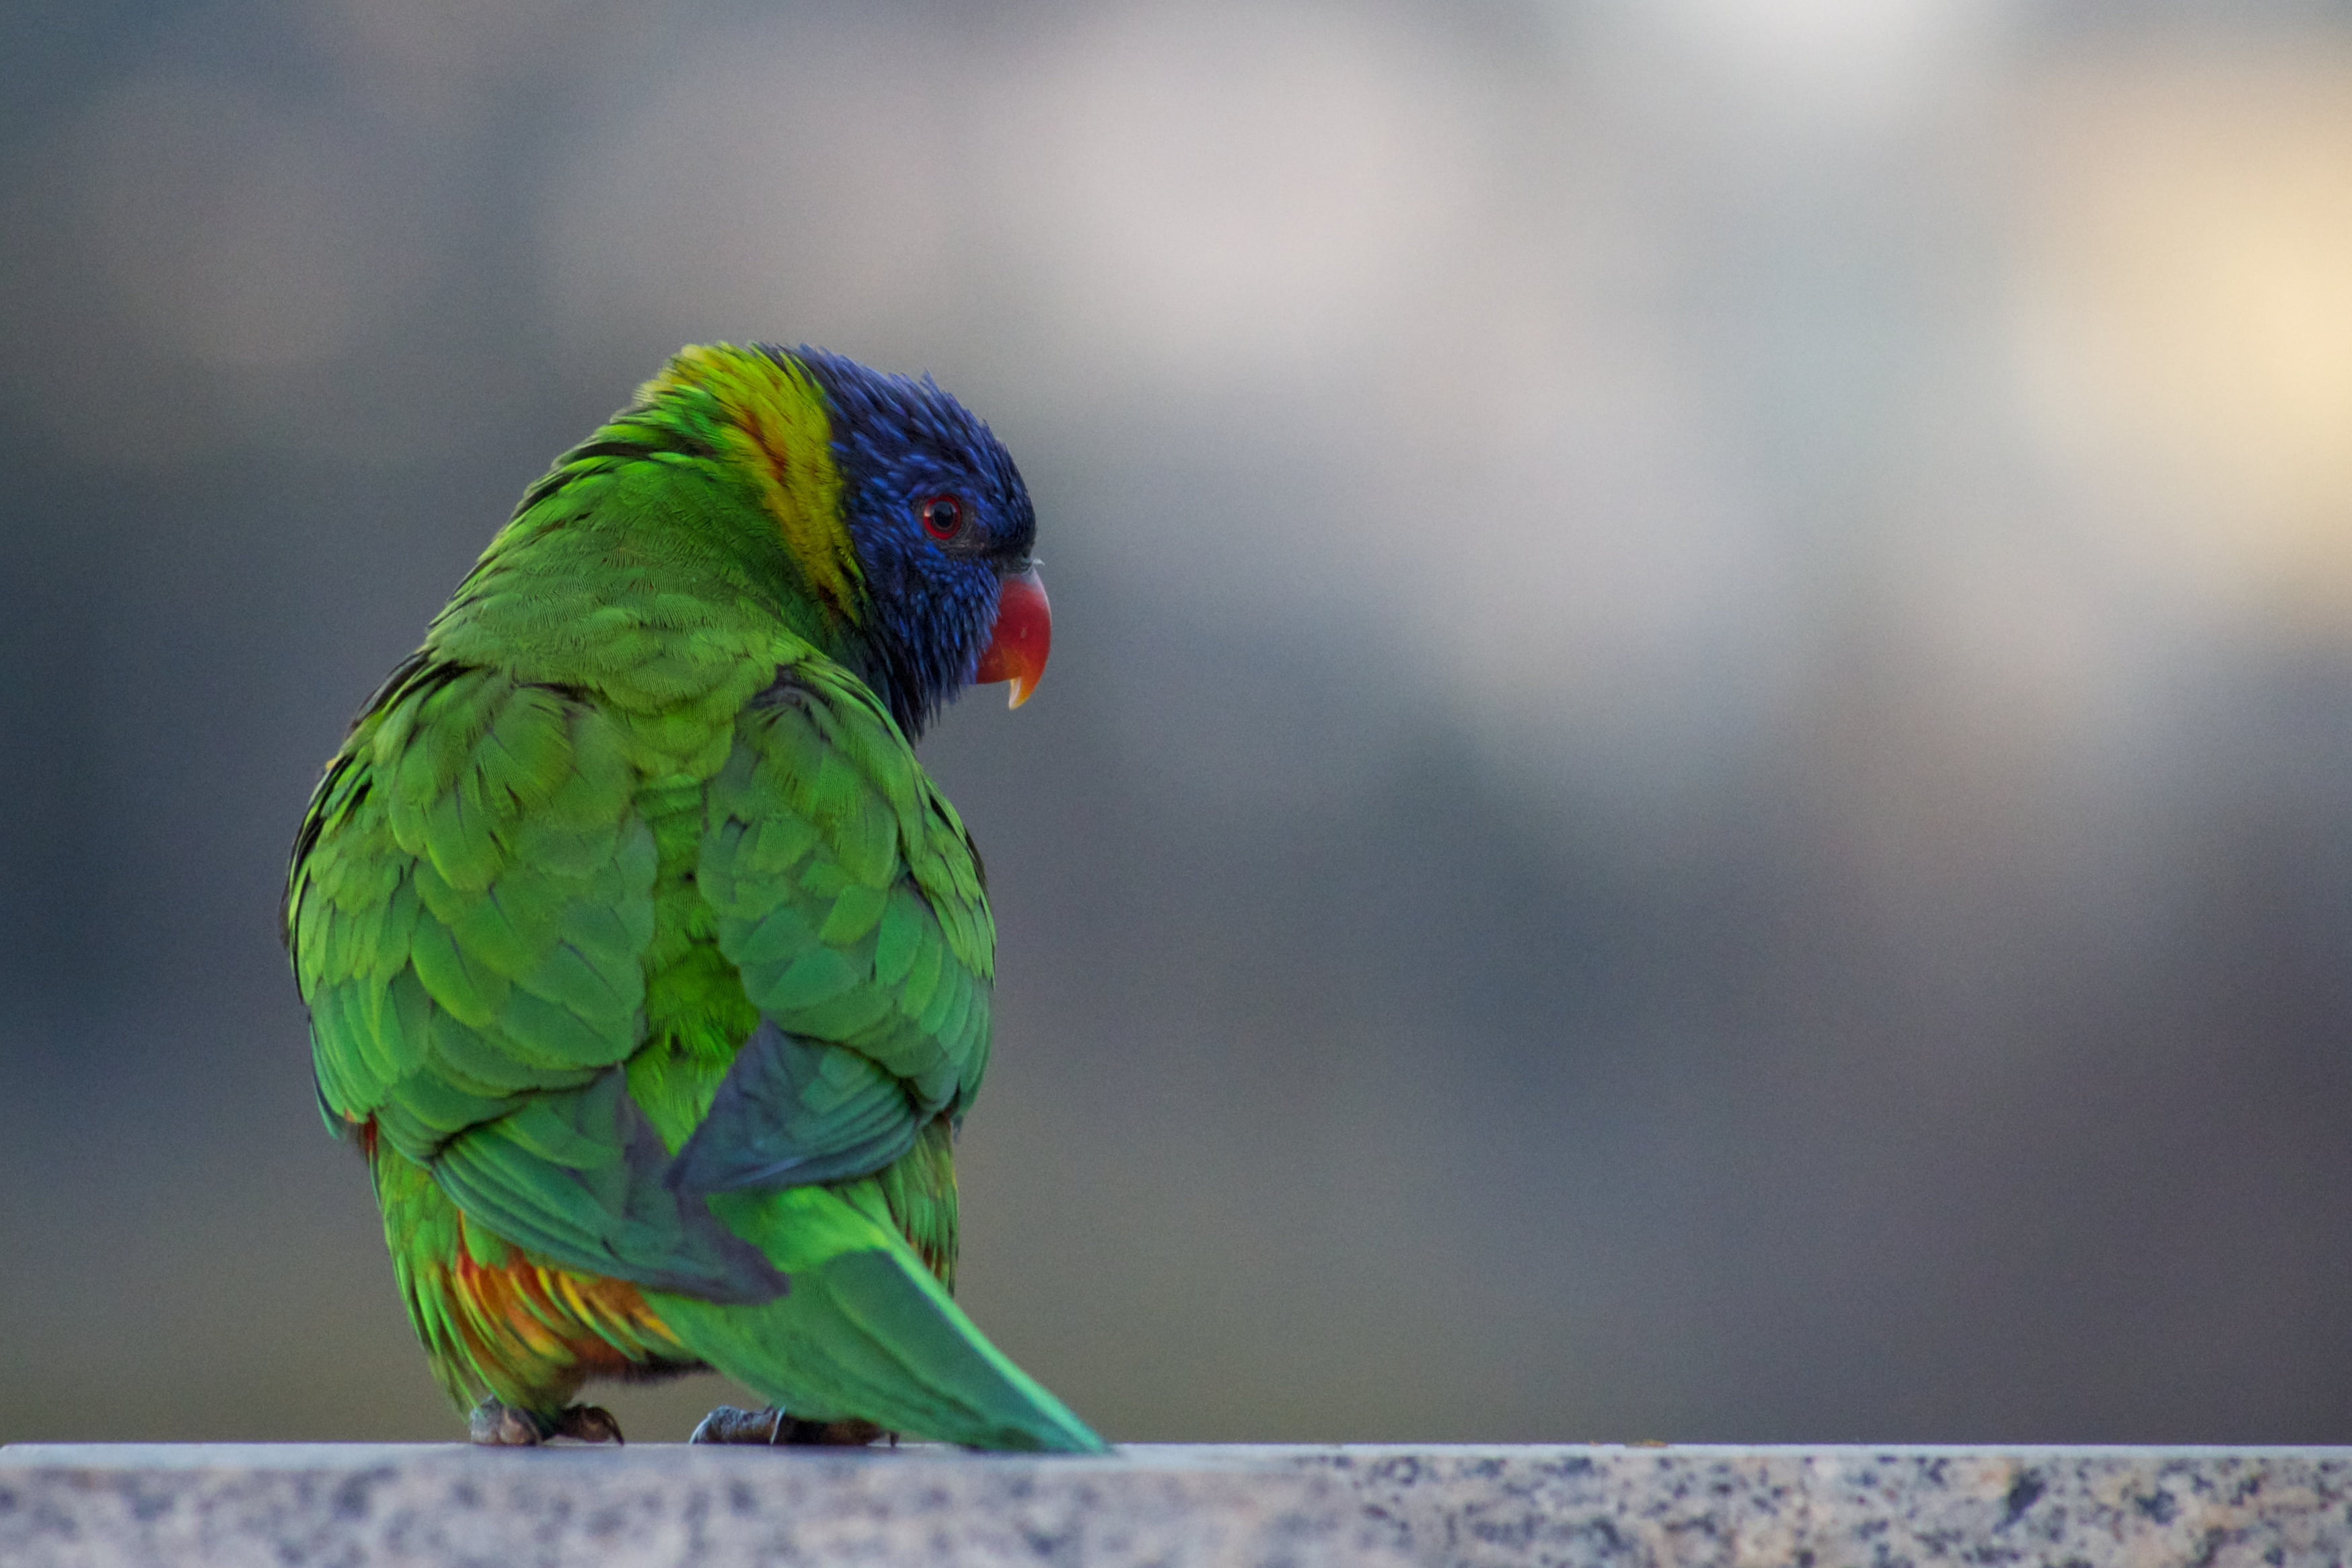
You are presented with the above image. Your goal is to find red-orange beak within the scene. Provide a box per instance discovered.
[974,565,1050,708]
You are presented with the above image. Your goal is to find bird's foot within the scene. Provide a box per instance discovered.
[551,1404,625,1444]
[689,1405,885,1446]
[468,1396,624,1446]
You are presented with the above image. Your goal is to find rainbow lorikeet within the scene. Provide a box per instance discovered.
[283,344,1097,1452]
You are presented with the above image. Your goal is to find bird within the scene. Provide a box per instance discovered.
[283,342,1099,1452]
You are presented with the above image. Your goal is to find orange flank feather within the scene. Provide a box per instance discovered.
[367,1131,704,1415]
[445,1218,687,1383]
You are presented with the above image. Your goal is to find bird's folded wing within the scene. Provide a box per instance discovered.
[287,660,784,1302]
[686,663,995,1191]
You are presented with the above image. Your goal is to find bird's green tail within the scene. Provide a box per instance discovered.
[648,1183,1105,1453]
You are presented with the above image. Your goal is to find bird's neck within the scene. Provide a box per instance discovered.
[429,431,881,703]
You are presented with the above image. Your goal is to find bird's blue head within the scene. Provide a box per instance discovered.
[790,346,1048,739]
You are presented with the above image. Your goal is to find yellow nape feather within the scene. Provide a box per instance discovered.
[642,344,862,622]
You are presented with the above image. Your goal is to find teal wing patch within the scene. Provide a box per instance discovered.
[688,666,995,1191]
[669,1023,930,1193]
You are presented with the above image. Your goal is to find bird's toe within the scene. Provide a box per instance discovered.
[468,1398,550,1446]
[690,1405,782,1444]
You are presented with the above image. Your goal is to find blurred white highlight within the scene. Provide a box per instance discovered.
[990,3,1489,375]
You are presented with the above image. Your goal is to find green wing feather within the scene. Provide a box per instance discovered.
[291,657,788,1302]
[692,665,994,1129]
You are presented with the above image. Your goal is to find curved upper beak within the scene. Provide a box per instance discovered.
[974,564,1050,708]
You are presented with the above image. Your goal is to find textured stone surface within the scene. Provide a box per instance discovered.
[7,1443,2352,1567]
[1257,1445,2352,1566]
[0,1443,1403,1568]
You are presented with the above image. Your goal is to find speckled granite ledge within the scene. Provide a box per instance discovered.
[1266,1445,2352,1567]
[0,1443,1401,1568]
[5,1443,2350,1568]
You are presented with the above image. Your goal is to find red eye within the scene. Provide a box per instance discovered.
[919,495,965,542]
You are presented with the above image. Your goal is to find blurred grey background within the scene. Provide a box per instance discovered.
[7,0,2352,1444]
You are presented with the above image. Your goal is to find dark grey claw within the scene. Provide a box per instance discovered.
[781,1416,884,1447]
